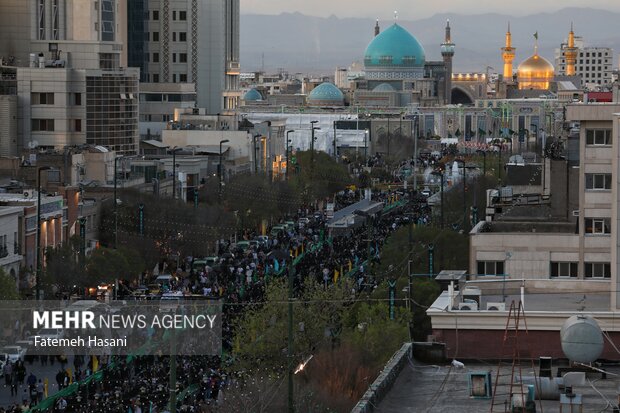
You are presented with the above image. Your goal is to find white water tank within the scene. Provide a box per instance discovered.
[560,315,603,363]
[29,54,37,68]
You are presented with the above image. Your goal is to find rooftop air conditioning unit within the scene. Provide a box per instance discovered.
[486,302,506,311]
[459,302,478,311]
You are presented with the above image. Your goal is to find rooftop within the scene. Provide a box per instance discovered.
[376,359,620,412]
[473,220,575,234]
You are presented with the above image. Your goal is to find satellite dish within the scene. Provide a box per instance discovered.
[561,315,604,363]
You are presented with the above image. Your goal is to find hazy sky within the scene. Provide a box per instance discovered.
[241,0,620,19]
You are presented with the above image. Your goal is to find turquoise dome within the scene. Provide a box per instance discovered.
[308,82,344,103]
[364,23,425,68]
[244,89,262,101]
[372,83,395,92]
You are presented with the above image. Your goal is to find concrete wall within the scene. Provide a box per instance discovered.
[470,231,580,279]
[351,343,412,413]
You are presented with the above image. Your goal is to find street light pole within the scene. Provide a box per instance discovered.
[286,130,295,180]
[333,120,337,161]
[364,129,369,160]
[170,147,181,200]
[310,120,319,165]
[431,170,444,229]
[253,134,260,173]
[476,150,487,176]
[287,259,296,413]
[219,139,230,199]
[113,156,123,249]
[413,115,419,192]
[455,159,467,231]
[36,166,52,300]
[493,143,503,181]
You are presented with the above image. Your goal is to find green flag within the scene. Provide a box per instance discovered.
[478,128,487,136]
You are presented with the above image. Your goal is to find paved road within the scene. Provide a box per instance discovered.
[0,358,70,408]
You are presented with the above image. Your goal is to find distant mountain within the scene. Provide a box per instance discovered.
[240,8,620,74]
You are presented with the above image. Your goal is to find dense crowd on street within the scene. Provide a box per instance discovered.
[1,185,432,412]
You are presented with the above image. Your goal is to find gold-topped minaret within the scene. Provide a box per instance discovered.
[565,22,578,76]
[501,22,516,80]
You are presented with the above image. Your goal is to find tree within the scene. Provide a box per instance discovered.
[232,277,354,372]
[289,151,354,204]
[85,247,132,286]
[44,235,87,293]
[0,268,19,300]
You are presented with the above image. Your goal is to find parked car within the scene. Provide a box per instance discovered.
[36,328,65,341]
[2,346,26,363]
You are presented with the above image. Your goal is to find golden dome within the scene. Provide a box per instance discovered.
[517,53,554,90]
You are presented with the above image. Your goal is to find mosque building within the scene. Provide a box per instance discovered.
[352,17,456,108]
[497,25,580,99]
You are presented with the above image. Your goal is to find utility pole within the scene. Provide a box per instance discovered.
[168,312,177,413]
[287,260,296,413]
[412,115,418,192]
[286,130,295,180]
[113,156,123,249]
[333,121,337,161]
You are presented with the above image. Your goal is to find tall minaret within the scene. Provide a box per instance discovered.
[440,19,455,104]
[501,22,516,80]
[374,19,380,37]
[565,22,578,76]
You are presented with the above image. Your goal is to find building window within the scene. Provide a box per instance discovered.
[585,218,611,235]
[31,93,55,105]
[585,173,612,190]
[172,74,177,83]
[173,32,176,42]
[152,10,159,20]
[74,93,82,105]
[179,32,187,42]
[179,74,187,82]
[152,32,159,42]
[179,11,187,20]
[179,53,187,63]
[153,53,159,63]
[584,262,611,278]
[152,74,159,83]
[550,262,578,278]
[99,53,119,70]
[74,119,82,132]
[586,129,612,145]
[477,261,504,276]
[172,53,176,63]
[31,119,55,131]
[172,11,176,20]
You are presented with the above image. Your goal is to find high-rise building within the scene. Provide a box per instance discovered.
[139,0,240,113]
[0,0,128,70]
[0,0,140,154]
[555,29,614,88]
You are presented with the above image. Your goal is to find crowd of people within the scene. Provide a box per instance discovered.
[1,184,433,412]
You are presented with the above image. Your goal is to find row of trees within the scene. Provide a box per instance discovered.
[43,236,145,294]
